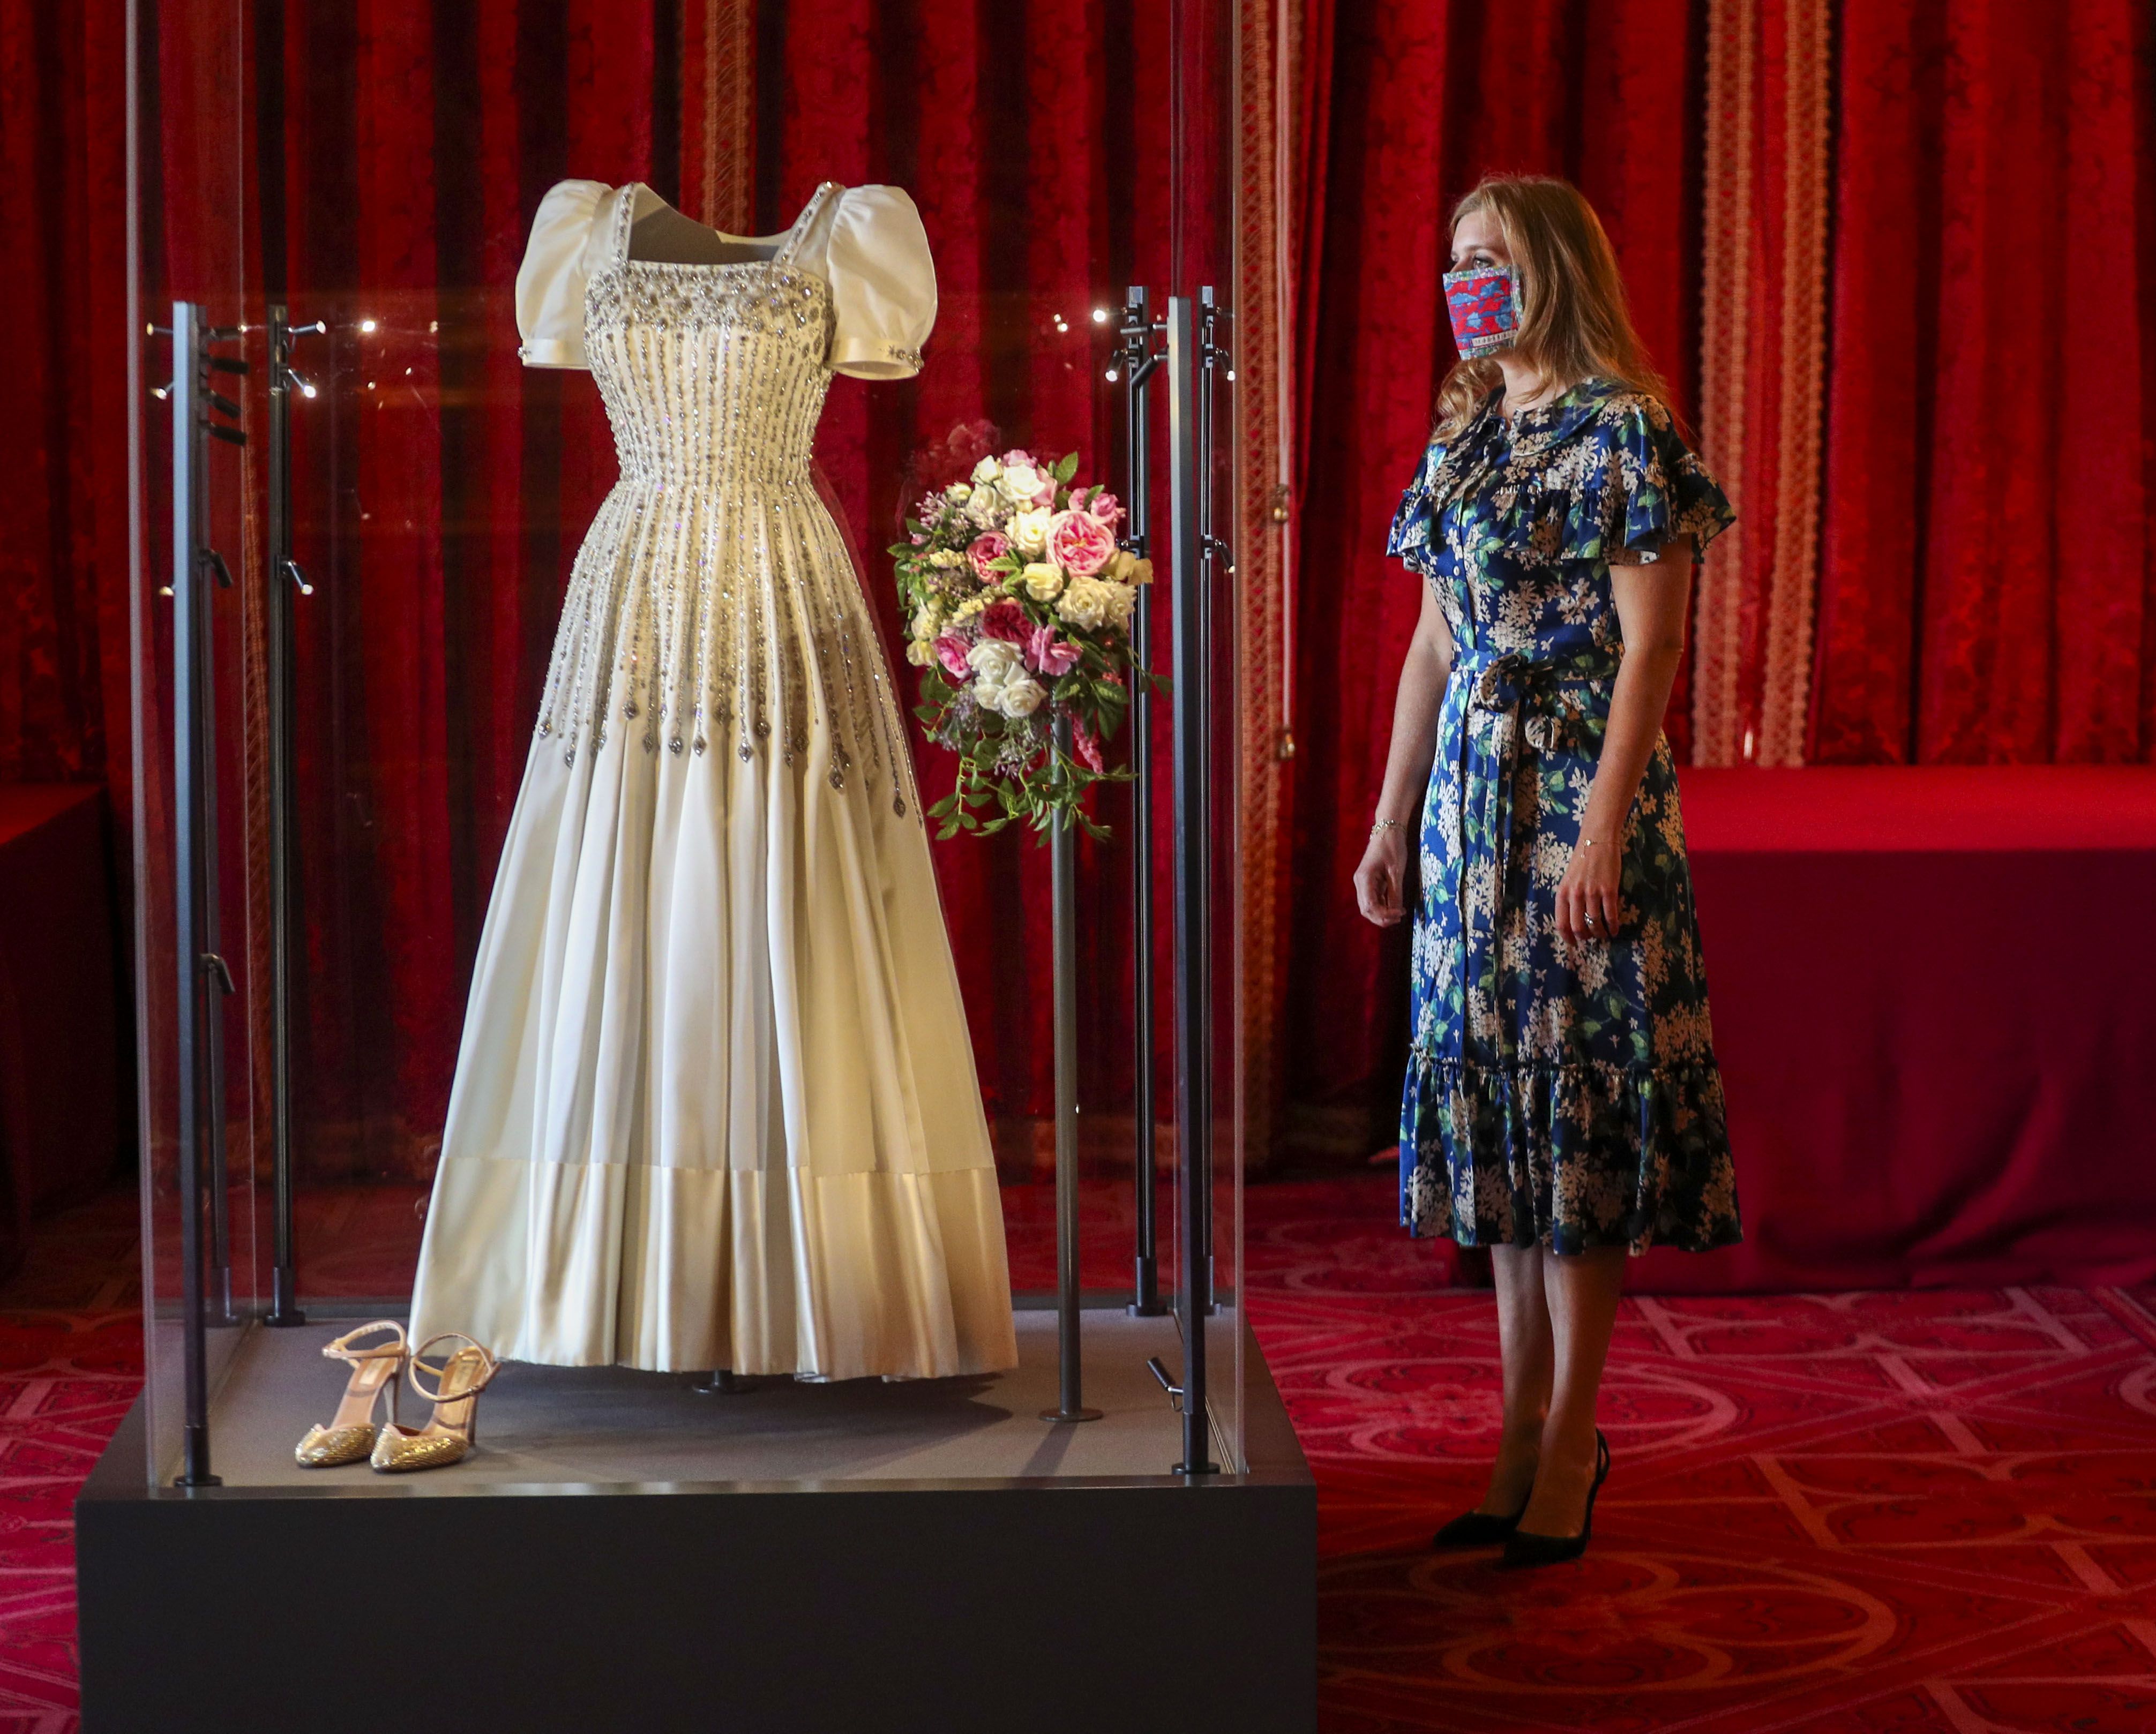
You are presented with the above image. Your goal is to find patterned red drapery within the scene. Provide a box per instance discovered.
[0,2,132,815]
[1809,0,2156,765]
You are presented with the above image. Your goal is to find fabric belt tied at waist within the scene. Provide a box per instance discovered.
[1451,644,1621,1049]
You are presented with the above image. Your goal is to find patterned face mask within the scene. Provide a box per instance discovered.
[1442,264,1521,359]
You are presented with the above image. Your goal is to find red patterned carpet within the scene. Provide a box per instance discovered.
[7,1177,2156,1731]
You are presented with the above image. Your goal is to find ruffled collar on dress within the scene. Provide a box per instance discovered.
[1494,374,1627,454]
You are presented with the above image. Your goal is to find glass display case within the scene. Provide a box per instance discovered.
[89,3,1309,1727]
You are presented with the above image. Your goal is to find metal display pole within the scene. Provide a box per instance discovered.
[264,305,321,1328]
[166,301,246,1487]
[1042,717,1102,1424]
[1165,294,1218,1475]
[1117,286,1167,1319]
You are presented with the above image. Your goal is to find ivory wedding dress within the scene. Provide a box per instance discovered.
[407,179,1018,1381]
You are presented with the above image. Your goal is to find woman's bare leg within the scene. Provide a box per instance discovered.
[1518,1244,1627,1536]
[1480,1244,1555,1515]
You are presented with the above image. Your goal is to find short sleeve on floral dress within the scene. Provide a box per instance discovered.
[1385,376,1743,1256]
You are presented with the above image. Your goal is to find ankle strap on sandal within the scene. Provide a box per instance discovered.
[406,1333,499,1405]
[321,1320,408,1363]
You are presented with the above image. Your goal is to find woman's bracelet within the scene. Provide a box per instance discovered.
[1370,817,1405,839]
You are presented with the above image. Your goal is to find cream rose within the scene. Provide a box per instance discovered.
[998,462,1045,506]
[1008,507,1053,558]
[971,456,1001,486]
[967,637,1026,712]
[1056,574,1137,633]
[1020,561,1065,602]
[996,675,1046,718]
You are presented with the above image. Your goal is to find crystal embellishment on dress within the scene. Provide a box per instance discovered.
[531,181,914,815]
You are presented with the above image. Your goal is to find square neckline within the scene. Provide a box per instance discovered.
[619,181,840,273]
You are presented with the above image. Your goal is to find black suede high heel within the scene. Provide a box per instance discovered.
[1502,1429,1610,1569]
[1432,1504,1528,1548]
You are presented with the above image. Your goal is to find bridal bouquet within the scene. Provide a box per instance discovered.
[891,446,1152,839]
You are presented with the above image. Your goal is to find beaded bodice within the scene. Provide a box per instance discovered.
[583,209,835,494]
[531,183,917,816]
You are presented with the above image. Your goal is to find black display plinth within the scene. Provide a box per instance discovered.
[76,1316,1315,1733]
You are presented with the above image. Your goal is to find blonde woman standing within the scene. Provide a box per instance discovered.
[1354,176,1741,1567]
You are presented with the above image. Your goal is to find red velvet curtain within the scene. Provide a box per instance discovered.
[1278,0,1705,1159]
[0,2,132,816]
[231,1,1171,1177]
[1809,0,2156,764]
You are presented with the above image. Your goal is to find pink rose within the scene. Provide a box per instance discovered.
[1047,510,1117,578]
[1082,488,1124,532]
[1001,448,1036,468]
[1031,474,1058,508]
[1073,723,1104,772]
[967,531,1010,581]
[933,635,972,680]
[1026,625,1081,677]
[979,600,1030,644]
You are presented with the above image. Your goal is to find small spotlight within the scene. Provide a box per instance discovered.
[149,384,170,401]
[301,383,319,399]
[366,380,376,390]
[1104,367,1119,382]
[1091,307,1109,324]
[1225,369,1237,382]
[359,318,378,333]
[428,320,439,333]
[404,366,413,376]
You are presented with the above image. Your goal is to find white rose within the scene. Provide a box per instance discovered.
[999,462,1044,505]
[1055,574,1132,632]
[971,456,1001,485]
[1008,508,1053,558]
[997,675,1046,717]
[965,487,1007,527]
[947,482,973,504]
[967,638,1025,686]
[905,638,934,666]
[1021,561,1064,602]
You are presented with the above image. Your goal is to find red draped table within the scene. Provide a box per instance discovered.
[1630,767,2156,1293]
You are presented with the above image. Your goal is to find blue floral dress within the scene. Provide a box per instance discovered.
[1387,377,1741,1255]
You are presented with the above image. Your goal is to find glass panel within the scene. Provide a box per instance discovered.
[1167,0,1246,1474]
[129,0,268,1487]
[131,2,1248,1486]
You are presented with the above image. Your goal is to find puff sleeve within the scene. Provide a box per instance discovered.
[825,186,937,380]
[515,179,611,369]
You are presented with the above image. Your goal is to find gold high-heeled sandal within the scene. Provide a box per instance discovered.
[295,1320,407,1467]
[370,1333,498,1473]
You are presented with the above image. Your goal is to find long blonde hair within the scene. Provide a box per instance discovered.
[1433,175,1671,442]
